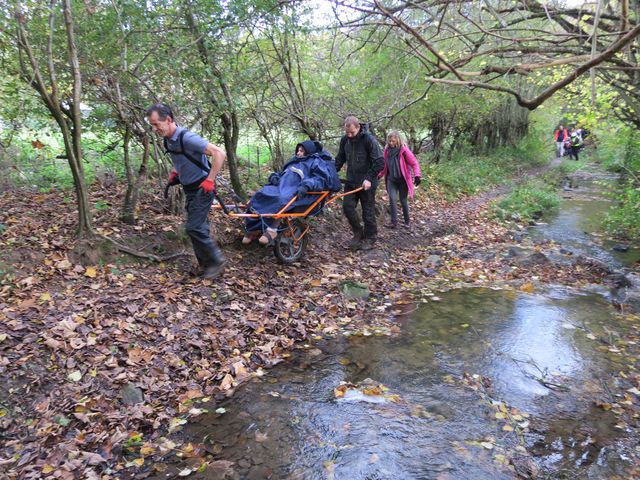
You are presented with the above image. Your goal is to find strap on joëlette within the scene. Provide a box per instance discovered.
[164,130,211,173]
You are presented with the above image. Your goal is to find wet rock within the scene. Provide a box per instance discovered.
[575,255,613,274]
[559,248,573,255]
[340,281,370,300]
[421,268,438,277]
[611,289,640,314]
[606,273,632,289]
[511,455,539,478]
[120,383,144,405]
[507,247,524,257]
[514,252,550,267]
[612,244,629,252]
[247,466,272,480]
[426,255,443,266]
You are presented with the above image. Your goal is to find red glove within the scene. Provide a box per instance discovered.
[199,178,215,193]
[168,168,179,184]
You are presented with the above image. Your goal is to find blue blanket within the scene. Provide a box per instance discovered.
[246,142,341,233]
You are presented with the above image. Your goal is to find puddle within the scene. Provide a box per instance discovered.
[162,288,636,479]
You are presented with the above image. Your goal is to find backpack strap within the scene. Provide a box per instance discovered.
[164,130,211,173]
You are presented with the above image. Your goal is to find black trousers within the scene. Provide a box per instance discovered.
[343,182,378,239]
[569,146,580,161]
[387,177,410,225]
[184,188,224,268]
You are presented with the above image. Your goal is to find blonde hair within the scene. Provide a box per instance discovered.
[386,131,406,147]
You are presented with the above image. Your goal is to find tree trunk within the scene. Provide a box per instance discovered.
[183,6,246,200]
[15,1,93,239]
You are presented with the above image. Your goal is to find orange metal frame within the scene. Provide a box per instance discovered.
[213,187,363,245]
[213,187,363,219]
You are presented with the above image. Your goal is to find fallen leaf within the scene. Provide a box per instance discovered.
[85,266,98,278]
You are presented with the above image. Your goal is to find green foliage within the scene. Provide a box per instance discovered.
[603,187,640,240]
[95,200,110,211]
[428,133,549,199]
[594,125,640,240]
[492,180,559,223]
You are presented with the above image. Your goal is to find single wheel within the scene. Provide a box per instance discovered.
[273,222,308,264]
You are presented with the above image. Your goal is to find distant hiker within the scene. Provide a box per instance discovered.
[146,103,227,279]
[335,116,384,251]
[379,131,421,229]
[554,125,569,157]
[569,132,582,161]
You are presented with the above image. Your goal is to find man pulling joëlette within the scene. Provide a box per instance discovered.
[147,103,227,279]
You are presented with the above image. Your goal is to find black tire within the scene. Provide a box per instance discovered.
[273,223,308,264]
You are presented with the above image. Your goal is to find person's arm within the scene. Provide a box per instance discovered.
[404,147,421,177]
[363,136,384,189]
[204,142,226,180]
[335,137,346,172]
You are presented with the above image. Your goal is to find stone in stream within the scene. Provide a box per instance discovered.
[612,244,629,252]
[606,272,632,289]
[514,252,550,267]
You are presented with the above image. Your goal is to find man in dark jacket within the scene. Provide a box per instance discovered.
[335,116,384,250]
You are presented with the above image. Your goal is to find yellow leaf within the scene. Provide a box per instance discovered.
[502,425,514,431]
[495,412,507,419]
[85,266,98,278]
[520,283,534,293]
[133,458,144,466]
[40,292,51,302]
[42,465,55,474]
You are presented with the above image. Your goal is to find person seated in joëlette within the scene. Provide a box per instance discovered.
[242,140,341,245]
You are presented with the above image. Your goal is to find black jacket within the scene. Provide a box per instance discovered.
[335,124,384,185]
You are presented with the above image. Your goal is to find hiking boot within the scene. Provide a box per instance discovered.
[202,259,227,279]
[348,230,363,251]
[385,222,397,229]
[360,238,377,250]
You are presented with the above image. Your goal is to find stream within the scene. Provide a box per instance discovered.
[156,163,639,479]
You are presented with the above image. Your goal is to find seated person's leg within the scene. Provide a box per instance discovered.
[259,220,280,245]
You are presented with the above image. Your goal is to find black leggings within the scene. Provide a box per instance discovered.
[387,178,409,225]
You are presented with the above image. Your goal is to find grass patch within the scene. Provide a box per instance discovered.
[427,134,550,199]
[492,179,559,223]
[603,187,640,240]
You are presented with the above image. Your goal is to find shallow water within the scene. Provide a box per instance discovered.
[530,167,640,268]
[158,164,639,479]
[171,288,634,479]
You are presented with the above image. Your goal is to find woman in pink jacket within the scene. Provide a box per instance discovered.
[379,131,421,229]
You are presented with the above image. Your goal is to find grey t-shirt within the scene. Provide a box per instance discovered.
[166,126,209,185]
